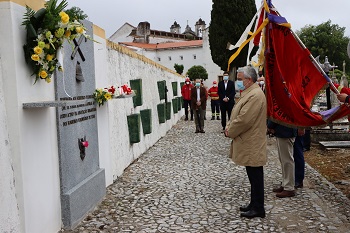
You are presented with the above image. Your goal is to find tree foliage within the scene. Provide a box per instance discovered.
[296,20,350,79]
[187,65,208,81]
[209,0,257,71]
[174,63,184,75]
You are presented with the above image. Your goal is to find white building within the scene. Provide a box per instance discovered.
[109,20,223,86]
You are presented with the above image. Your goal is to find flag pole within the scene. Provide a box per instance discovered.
[271,4,340,94]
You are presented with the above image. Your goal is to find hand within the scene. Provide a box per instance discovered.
[224,129,229,137]
[196,101,201,106]
[223,97,228,102]
[337,93,348,103]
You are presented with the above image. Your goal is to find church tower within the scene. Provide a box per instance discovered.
[195,18,206,37]
[170,21,181,34]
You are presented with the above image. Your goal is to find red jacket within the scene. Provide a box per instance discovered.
[181,83,194,100]
[208,86,219,100]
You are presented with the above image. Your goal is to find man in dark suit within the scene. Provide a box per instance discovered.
[191,79,207,133]
[218,71,235,131]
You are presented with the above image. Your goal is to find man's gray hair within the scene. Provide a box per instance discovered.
[239,66,258,82]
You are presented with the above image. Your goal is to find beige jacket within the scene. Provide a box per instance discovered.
[226,83,267,167]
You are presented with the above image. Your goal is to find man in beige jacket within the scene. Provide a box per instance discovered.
[225,66,267,219]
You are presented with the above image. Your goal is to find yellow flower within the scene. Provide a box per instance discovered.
[31,54,40,61]
[46,54,54,61]
[64,30,71,38]
[39,70,48,79]
[104,92,112,100]
[45,44,50,49]
[59,11,66,17]
[61,14,69,24]
[45,78,51,83]
[33,46,43,54]
[75,26,84,34]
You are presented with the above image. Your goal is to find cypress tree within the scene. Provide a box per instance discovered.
[209,0,257,71]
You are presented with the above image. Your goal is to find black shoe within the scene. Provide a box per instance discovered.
[190,118,194,121]
[200,130,205,133]
[195,130,200,133]
[216,117,220,120]
[185,117,188,121]
[239,204,251,212]
[240,210,265,219]
[211,116,215,120]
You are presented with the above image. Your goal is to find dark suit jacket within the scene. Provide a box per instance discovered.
[218,80,235,104]
[191,86,207,110]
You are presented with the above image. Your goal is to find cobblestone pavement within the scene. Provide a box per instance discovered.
[62,115,350,233]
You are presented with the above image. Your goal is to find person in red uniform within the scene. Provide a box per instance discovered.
[181,77,194,121]
[208,81,220,120]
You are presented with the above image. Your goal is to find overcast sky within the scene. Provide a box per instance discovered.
[67,0,350,38]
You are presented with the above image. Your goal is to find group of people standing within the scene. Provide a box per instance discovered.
[180,71,236,134]
[182,66,318,219]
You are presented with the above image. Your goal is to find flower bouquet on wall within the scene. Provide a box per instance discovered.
[93,84,135,107]
[22,0,90,83]
[93,86,118,107]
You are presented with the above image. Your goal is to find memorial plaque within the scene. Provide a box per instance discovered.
[54,20,105,229]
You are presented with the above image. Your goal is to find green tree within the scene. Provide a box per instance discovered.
[187,65,208,81]
[65,6,88,21]
[174,63,184,75]
[296,20,350,76]
[209,0,257,71]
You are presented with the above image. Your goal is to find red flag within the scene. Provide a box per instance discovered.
[265,22,330,127]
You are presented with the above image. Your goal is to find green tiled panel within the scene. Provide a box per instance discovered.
[172,81,178,97]
[177,97,182,111]
[140,109,152,135]
[180,96,184,108]
[157,80,166,100]
[166,102,172,120]
[130,79,143,107]
[172,98,178,114]
[157,103,166,124]
[127,114,140,144]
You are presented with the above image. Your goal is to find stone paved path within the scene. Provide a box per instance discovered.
[62,116,350,233]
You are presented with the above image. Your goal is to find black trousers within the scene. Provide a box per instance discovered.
[246,166,264,211]
[220,101,234,128]
[183,99,193,119]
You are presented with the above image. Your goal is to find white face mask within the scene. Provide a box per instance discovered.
[186,82,190,85]
[259,81,265,85]
[223,76,229,81]
[213,84,217,87]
